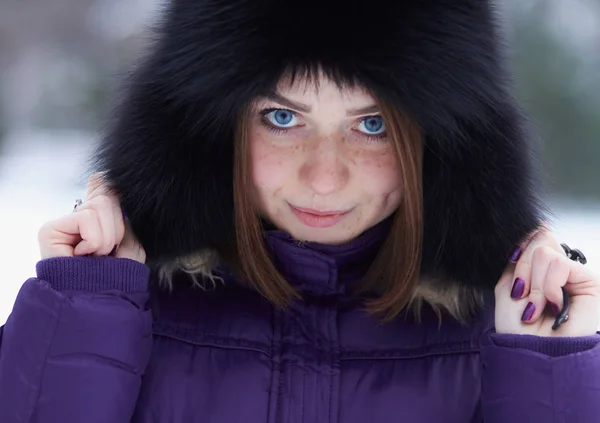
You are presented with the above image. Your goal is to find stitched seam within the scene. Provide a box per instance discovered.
[267,308,282,423]
[552,358,558,423]
[27,289,64,421]
[301,350,306,423]
[280,354,287,423]
[328,302,333,423]
[153,331,271,356]
[341,345,477,355]
[153,329,268,349]
[285,317,295,423]
[152,322,269,347]
[47,352,139,374]
[341,346,480,360]
[153,320,269,341]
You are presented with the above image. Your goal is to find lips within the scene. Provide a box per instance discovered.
[291,205,350,216]
[289,204,352,228]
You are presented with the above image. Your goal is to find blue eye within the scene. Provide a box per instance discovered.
[358,116,385,135]
[265,109,298,128]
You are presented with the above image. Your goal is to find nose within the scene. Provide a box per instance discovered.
[299,137,350,196]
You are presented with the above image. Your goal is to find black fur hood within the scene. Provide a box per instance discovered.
[94,0,545,291]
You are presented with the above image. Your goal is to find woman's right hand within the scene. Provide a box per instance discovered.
[38,173,146,263]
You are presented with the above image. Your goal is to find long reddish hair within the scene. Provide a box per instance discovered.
[231,97,424,321]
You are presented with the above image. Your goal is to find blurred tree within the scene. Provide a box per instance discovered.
[0,95,5,152]
[509,0,600,201]
[0,0,155,132]
[0,108,5,153]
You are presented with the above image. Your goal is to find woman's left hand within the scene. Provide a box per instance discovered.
[494,225,600,337]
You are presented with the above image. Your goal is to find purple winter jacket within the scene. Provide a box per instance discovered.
[1,223,600,423]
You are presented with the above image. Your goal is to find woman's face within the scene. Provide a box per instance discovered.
[249,75,402,244]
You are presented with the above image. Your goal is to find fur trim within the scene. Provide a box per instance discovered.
[407,277,486,324]
[93,0,546,293]
[156,249,484,324]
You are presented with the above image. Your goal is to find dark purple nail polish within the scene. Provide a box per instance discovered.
[122,210,129,221]
[522,302,536,321]
[549,302,560,315]
[509,246,523,262]
[511,277,525,299]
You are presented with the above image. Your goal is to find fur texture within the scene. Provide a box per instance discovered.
[93,0,546,292]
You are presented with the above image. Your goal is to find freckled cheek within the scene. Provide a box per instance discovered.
[250,138,302,197]
[356,153,402,195]
[251,150,282,190]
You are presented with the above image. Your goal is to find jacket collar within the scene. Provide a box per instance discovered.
[264,217,392,296]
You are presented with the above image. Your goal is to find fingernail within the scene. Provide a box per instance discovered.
[122,209,129,221]
[509,246,523,262]
[549,302,560,315]
[521,302,536,321]
[511,277,525,299]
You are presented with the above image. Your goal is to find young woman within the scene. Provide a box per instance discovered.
[1,1,599,422]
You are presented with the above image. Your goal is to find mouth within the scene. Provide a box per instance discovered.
[288,204,352,228]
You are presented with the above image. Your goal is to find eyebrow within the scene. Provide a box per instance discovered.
[263,92,380,116]
[264,92,311,113]
[346,104,380,116]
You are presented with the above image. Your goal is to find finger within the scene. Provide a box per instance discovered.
[99,185,125,246]
[493,264,530,334]
[39,216,84,259]
[76,197,116,256]
[115,221,146,262]
[73,209,104,256]
[104,192,125,251]
[111,203,126,250]
[85,174,124,246]
[494,261,516,297]
[509,227,563,300]
[563,260,596,294]
[522,247,567,323]
[508,222,551,263]
[544,257,572,314]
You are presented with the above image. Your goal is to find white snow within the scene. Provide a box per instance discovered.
[0,129,599,325]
